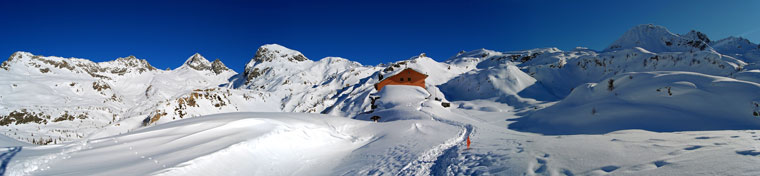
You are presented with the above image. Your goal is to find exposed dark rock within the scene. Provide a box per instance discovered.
[245,67,271,82]
[0,109,49,126]
[53,111,87,122]
[92,80,112,91]
[211,59,230,74]
[253,46,308,62]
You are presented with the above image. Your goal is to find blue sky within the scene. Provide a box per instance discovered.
[1,0,758,70]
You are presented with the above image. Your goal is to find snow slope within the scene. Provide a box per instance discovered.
[4,112,461,176]
[712,36,760,69]
[512,71,760,134]
[355,85,433,122]
[440,63,552,107]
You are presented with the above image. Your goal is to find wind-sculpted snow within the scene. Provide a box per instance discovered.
[5,113,368,175]
[511,71,760,134]
[3,112,462,176]
[734,69,760,84]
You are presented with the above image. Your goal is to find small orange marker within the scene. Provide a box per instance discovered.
[466,136,471,149]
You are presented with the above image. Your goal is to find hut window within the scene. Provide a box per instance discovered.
[407,78,411,81]
[400,78,404,81]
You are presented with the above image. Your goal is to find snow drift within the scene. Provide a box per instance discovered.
[7,113,372,175]
[356,85,433,122]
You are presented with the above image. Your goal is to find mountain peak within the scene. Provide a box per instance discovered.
[110,55,136,65]
[182,53,212,70]
[0,52,29,70]
[210,58,230,74]
[606,24,712,53]
[252,44,308,63]
[682,30,711,43]
[605,24,675,52]
[108,55,157,72]
[714,36,751,45]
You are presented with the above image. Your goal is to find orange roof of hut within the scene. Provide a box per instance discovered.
[374,68,428,91]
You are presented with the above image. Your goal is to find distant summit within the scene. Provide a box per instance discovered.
[605,24,712,53]
[182,53,212,70]
[180,53,231,74]
[243,44,310,83]
[210,59,230,74]
[251,44,308,63]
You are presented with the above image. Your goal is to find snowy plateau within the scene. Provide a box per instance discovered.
[2,24,760,175]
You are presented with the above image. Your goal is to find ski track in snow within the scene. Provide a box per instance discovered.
[397,121,472,175]
[398,100,476,176]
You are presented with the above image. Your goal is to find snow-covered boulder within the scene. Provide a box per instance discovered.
[511,71,760,134]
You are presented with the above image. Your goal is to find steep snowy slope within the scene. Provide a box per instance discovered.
[440,48,562,103]
[134,54,241,126]
[511,71,760,134]
[711,36,760,69]
[237,44,378,114]
[440,63,551,107]
[0,52,159,144]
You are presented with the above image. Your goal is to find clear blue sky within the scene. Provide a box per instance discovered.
[1,0,759,71]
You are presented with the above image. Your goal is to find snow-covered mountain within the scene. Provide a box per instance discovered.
[238,44,377,114]
[0,52,236,144]
[4,24,760,145]
[605,24,713,53]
